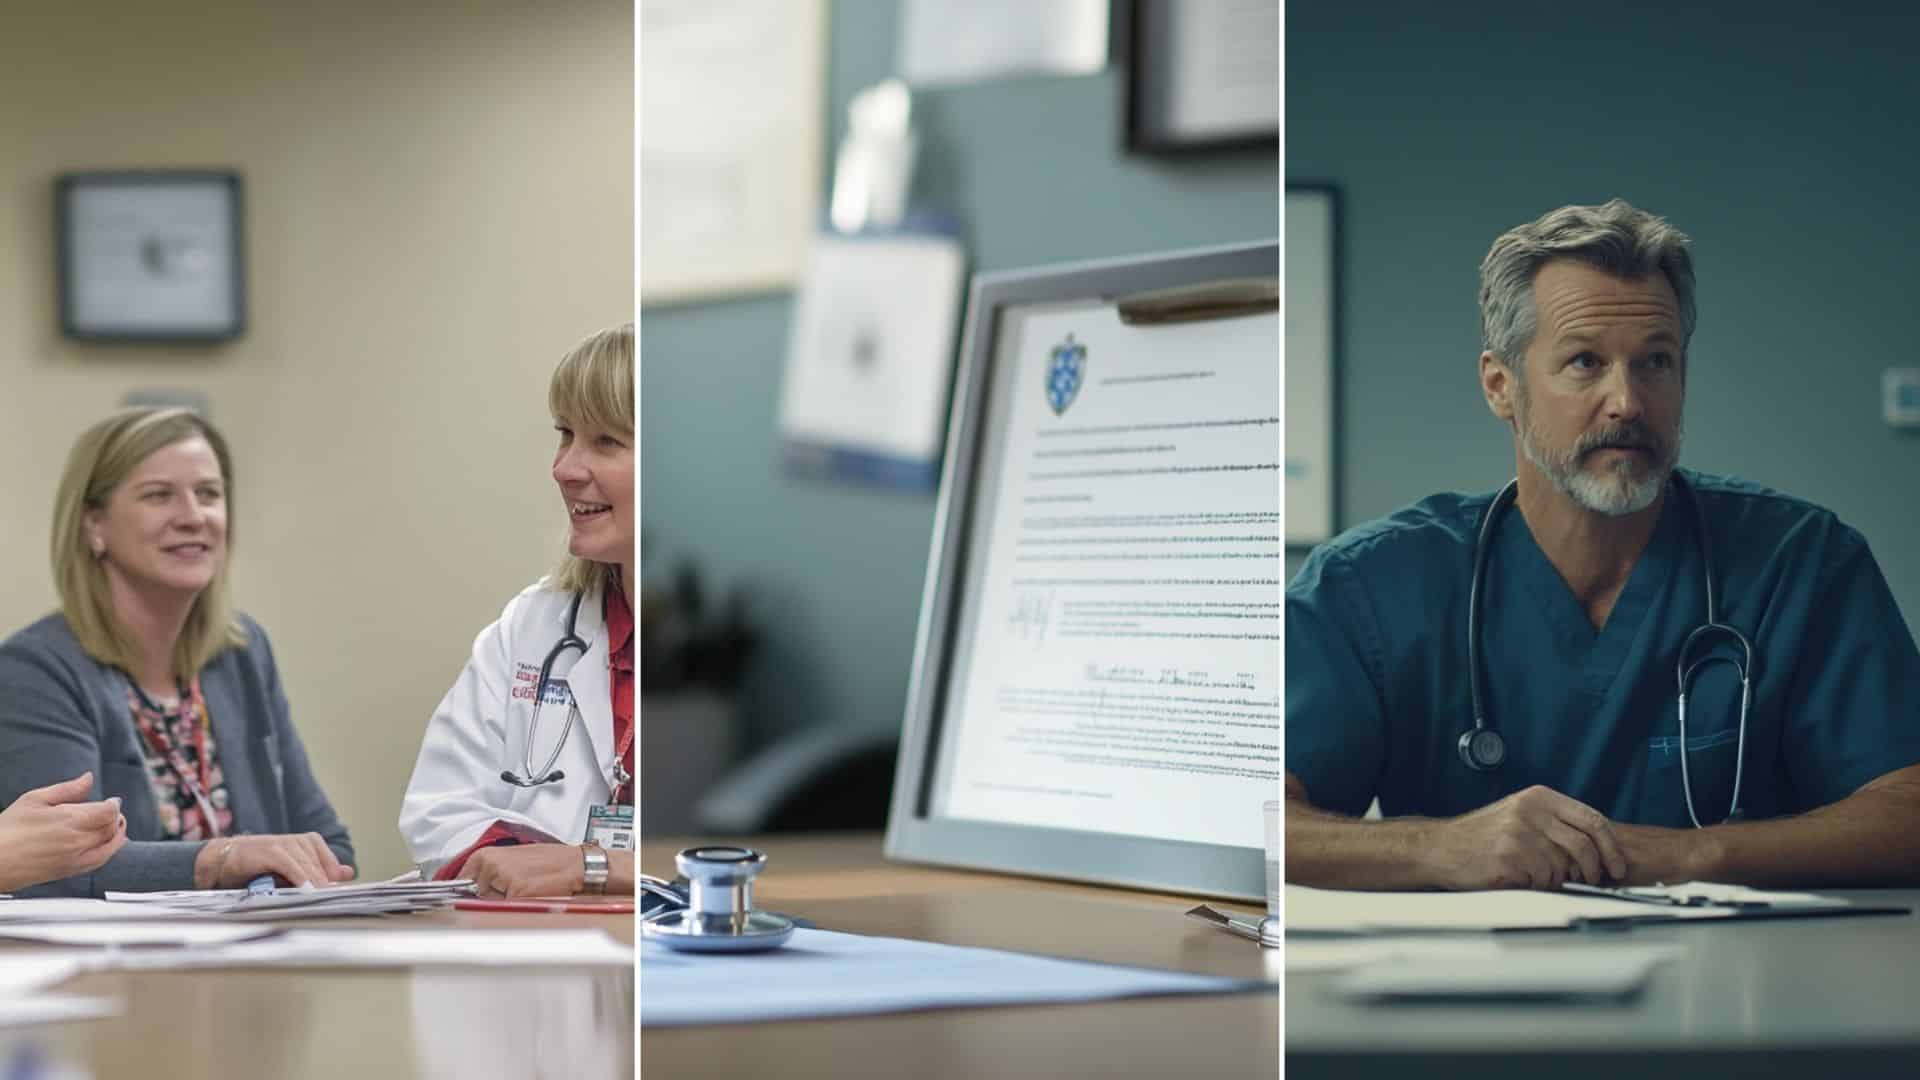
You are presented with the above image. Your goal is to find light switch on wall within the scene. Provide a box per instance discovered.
[1885,368,1920,429]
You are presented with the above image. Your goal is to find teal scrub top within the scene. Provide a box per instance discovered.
[1286,469,1920,827]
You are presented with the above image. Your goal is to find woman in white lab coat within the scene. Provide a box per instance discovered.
[399,325,635,897]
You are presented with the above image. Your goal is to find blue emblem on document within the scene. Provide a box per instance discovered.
[1046,334,1087,415]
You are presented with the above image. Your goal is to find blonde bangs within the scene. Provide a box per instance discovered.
[547,324,634,439]
[547,324,634,596]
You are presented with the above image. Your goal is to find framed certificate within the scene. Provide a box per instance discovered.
[884,241,1280,901]
[639,0,825,306]
[1121,0,1279,154]
[57,170,246,342]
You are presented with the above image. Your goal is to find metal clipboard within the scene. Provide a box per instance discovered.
[883,240,1279,902]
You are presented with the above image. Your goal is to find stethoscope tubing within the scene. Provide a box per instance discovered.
[502,590,589,788]
[1462,472,1753,826]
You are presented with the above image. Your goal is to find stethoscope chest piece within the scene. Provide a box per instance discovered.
[1458,727,1505,771]
[642,846,795,953]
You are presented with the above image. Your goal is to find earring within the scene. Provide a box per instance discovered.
[90,539,105,560]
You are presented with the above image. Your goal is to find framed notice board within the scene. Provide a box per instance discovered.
[1285,184,1338,546]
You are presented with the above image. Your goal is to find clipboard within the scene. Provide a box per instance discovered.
[882,240,1280,902]
[1560,882,1911,926]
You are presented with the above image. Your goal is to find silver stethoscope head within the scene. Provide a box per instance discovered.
[642,846,795,953]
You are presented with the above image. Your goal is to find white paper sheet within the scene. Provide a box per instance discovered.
[104,929,632,971]
[1332,945,1683,1001]
[933,300,1281,849]
[0,898,200,923]
[0,953,86,996]
[1285,885,1738,933]
[0,995,121,1028]
[0,922,273,948]
[1284,937,1505,974]
[639,927,1262,1027]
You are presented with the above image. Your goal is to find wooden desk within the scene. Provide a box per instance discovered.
[2,906,634,1079]
[639,832,1279,1080]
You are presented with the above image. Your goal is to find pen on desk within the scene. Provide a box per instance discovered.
[1185,904,1278,947]
[1563,882,1706,907]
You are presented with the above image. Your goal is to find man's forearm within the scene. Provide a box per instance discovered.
[1659,783,1920,888]
[1285,798,1445,890]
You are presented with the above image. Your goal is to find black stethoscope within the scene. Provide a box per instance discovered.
[1460,471,1753,828]
[499,591,589,788]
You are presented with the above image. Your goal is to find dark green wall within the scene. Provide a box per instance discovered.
[1288,0,1920,631]
[641,1,1279,747]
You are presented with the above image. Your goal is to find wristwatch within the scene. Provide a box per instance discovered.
[581,843,609,895]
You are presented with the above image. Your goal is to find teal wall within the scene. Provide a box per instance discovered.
[1288,0,1920,632]
[640,1,1279,747]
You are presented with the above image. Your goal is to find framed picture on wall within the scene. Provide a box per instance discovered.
[639,0,826,306]
[1120,0,1279,153]
[1285,184,1338,546]
[57,170,246,343]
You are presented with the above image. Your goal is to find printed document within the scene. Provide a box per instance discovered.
[640,927,1259,1026]
[936,300,1279,849]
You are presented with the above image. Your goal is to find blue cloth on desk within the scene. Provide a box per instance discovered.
[1287,469,1920,825]
[640,928,1266,1026]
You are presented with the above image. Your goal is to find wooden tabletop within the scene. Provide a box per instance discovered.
[1,904,634,1080]
[639,832,1280,1080]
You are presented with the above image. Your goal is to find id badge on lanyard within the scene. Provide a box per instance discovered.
[586,803,633,851]
[586,704,634,852]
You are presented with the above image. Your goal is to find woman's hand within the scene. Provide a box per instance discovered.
[194,832,356,889]
[0,772,128,892]
[464,843,589,898]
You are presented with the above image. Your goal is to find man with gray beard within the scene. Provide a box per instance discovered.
[1285,199,1920,891]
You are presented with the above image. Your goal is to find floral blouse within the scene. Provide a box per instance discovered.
[125,680,235,840]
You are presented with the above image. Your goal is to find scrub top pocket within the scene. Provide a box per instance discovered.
[1643,726,1743,825]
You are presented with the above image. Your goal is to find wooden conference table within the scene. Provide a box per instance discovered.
[639,832,1280,1080]
[0,901,634,1079]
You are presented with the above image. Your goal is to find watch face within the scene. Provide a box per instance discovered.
[59,172,244,341]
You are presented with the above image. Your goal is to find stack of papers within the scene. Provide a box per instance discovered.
[103,873,475,920]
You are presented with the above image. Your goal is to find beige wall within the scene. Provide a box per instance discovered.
[0,1,633,878]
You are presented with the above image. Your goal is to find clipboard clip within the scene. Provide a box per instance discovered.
[1562,882,1771,910]
[1115,277,1277,325]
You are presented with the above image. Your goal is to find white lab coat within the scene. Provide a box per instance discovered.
[399,579,619,871]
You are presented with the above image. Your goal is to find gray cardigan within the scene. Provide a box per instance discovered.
[0,613,354,897]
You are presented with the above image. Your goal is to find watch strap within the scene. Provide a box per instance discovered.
[581,843,610,894]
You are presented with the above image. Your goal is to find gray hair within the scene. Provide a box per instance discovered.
[1478,198,1696,373]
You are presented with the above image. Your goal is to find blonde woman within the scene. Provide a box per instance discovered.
[0,409,355,897]
[400,325,635,898]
